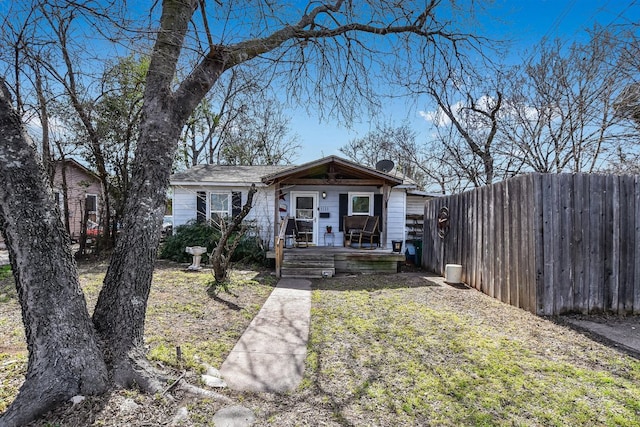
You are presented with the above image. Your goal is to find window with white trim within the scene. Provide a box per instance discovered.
[348,192,373,215]
[85,194,98,222]
[210,192,230,220]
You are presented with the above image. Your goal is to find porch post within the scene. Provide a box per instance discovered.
[273,182,281,249]
[382,182,389,249]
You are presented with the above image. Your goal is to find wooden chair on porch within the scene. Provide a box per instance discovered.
[356,215,380,249]
[295,219,313,247]
[343,215,368,247]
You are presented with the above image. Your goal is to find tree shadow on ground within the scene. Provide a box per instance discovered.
[204,265,277,311]
[207,291,242,311]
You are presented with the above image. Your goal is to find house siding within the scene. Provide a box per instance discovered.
[172,180,410,249]
[284,185,384,246]
[289,185,349,245]
[386,189,406,248]
[279,185,407,248]
[0,159,102,248]
[406,195,426,216]
[53,161,102,239]
[172,185,276,248]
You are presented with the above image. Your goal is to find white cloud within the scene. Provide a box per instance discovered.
[419,108,451,127]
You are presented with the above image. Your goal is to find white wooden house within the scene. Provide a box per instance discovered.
[170,156,423,251]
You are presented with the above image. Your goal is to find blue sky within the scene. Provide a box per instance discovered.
[290,0,640,164]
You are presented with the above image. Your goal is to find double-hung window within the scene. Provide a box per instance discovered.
[210,192,230,220]
[85,194,98,222]
[348,192,373,216]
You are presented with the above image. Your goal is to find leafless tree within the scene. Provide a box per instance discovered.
[614,25,640,127]
[218,98,301,165]
[0,1,488,424]
[414,63,523,191]
[500,31,636,174]
[340,123,427,187]
[610,27,640,172]
[179,68,260,166]
[0,78,109,426]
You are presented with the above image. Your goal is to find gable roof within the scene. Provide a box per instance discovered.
[169,156,416,188]
[261,155,404,186]
[170,164,293,186]
[55,158,100,181]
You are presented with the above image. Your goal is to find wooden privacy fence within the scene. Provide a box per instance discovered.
[423,173,640,315]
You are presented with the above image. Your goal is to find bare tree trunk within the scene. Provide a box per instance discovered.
[0,80,108,427]
[77,201,89,256]
[33,65,54,185]
[211,185,257,283]
[91,116,181,387]
[92,0,205,387]
[56,13,114,250]
[57,154,72,235]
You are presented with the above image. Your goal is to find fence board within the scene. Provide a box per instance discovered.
[481,186,489,292]
[477,186,485,292]
[587,175,603,312]
[572,173,588,313]
[493,183,506,302]
[612,176,621,312]
[620,176,635,313]
[556,174,573,314]
[604,175,616,312]
[522,175,533,312]
[506,179,517,307]
[423,173,640,315]
[515,177,525,311]
[629,175,640,314]
[541,174,555,315]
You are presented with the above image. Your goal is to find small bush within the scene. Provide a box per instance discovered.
[159,221,267,265]
[232,234,266,265]
[159,221,220,263]
[0,265,11,280]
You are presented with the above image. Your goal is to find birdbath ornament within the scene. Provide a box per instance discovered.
[185,246,208,270]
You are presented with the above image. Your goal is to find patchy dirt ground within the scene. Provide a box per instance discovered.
[1,263,640,425]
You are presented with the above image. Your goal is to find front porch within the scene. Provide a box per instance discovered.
[268,246,405,278]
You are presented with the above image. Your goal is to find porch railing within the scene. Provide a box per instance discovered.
[275,215,289,277]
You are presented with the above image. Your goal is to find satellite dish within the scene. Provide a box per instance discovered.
[375,159,395,172]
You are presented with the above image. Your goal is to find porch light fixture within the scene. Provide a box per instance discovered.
[322,191,327,199]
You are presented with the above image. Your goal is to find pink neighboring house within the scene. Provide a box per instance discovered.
[0,159,103,250]
[1,159,103,249]
[52,159,103,241]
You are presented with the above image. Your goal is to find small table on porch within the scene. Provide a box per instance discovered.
[324,232,335,246]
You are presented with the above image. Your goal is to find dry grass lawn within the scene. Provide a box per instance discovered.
[1,262,640,426]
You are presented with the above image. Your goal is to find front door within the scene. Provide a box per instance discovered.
[291,191,318,245]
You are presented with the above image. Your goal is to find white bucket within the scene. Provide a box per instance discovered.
[445,264,462,284]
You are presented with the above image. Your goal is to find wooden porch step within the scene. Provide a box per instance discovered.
[282,259,335,269]
[283,253,334,261]
[281,252,335,278]
[283,253,334,268]
[281,267,336,278]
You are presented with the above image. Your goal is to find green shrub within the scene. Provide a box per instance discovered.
[159,221,220,263]
[0,265,11,280]
[232,234,267,265]
[159,221,267,265]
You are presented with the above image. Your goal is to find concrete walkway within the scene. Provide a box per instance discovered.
[220,278,311,393]
[564,316,640,358]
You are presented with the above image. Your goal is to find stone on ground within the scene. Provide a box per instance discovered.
[212,405,255,427]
